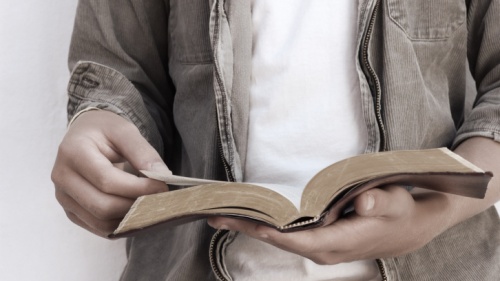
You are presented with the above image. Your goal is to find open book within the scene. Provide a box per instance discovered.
[111,148,492,237]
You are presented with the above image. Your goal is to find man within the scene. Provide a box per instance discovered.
[52,0,500,280]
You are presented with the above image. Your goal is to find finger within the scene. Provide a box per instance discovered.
[62,139,168,198]
[54,169,135,220]
[64,210,104,237]
[208,217,277,238]
[354,185,414,218]
[208,216,389,264]
[57,191,122,236]
[208,217,340,254]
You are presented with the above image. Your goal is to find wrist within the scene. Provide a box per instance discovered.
[68,107,101,127]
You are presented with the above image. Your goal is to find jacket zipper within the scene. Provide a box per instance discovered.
[210,1,235,280]
[361,0,387,152]
[209,229,231,281]
[376,259,388,281]
[218,132,235,182]
[212,0,235,183]
[362,1,389,280]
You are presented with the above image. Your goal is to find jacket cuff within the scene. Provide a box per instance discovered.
[452,129,500,149]
[452,117,500,149]
[67,61,164,155]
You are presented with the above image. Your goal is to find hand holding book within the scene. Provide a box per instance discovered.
[207,184,452,265]
[208,138,500,266]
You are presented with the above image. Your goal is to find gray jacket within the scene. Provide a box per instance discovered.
[67,0,500,280]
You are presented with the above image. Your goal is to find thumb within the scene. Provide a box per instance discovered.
[104,115,171,194]
[149,162,173,176]
[353,185,414,218]
[118,161,172,177]
[102,112,170,174]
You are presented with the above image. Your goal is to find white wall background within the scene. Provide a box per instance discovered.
[0,2,499,281]
[0,1,126,281]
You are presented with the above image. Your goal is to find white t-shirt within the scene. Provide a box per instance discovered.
[225,0,382,280]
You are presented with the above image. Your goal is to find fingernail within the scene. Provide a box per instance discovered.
[259,233,269,239]
[150,162,172,175]
[207,220,229,230]
[366,193,375,211]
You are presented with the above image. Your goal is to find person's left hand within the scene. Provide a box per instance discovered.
[208,185,454,265]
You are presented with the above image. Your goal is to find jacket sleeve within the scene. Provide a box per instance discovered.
[67,0,175,158]
[454,0,500,147]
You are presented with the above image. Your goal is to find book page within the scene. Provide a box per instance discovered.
[252,183,303,210]
[301,148,489,215]
[141,170,304,210]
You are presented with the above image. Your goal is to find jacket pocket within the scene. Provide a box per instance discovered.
[386,0,466,40]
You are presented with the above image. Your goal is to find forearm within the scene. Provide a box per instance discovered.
[436,137,500,232]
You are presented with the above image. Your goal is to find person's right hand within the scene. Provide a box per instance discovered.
[51,110,169,238]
